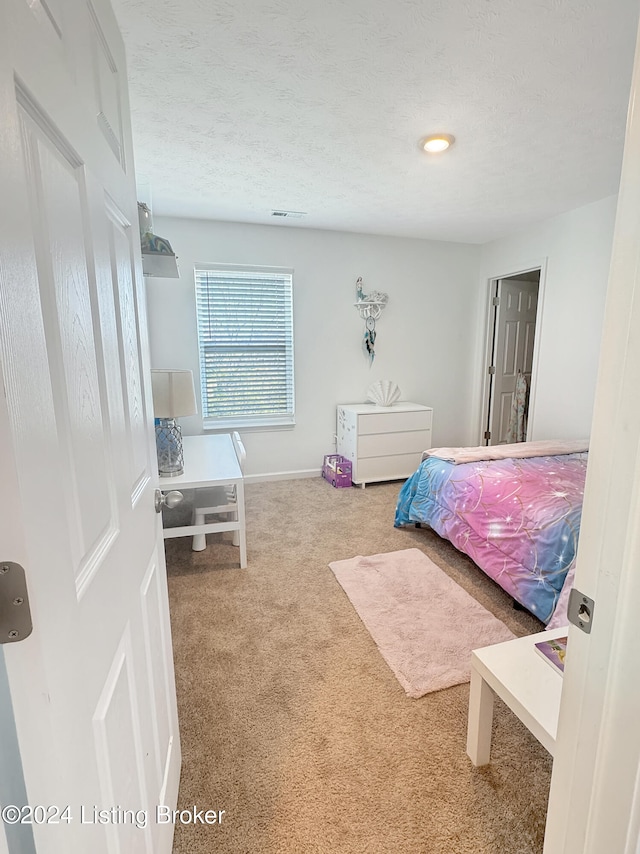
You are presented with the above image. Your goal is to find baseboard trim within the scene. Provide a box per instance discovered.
[244,469,320,484]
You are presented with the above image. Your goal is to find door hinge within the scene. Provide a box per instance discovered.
[492,296,500,306]
[567,588,595,634]
[488,366,496,375]
[484,430,491,440]
[0,562,33,644]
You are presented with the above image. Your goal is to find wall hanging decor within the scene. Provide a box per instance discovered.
[138,202,179,278]
[354,277,389,364]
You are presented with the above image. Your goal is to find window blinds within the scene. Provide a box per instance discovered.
[195,267,294,426]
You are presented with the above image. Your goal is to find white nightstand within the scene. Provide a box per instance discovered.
[336,402,433,488]
[466,627,567,765]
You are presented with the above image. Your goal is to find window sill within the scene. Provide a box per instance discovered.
[203,417,295,433]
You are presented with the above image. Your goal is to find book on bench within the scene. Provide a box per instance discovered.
[534,636,568,675]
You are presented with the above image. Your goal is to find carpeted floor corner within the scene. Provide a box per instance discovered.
[165,478,551,854]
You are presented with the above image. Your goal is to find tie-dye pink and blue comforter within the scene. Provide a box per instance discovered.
[394,452,588,623]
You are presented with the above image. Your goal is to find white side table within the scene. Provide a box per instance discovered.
[160,434,247,568]
[466,627,567,765]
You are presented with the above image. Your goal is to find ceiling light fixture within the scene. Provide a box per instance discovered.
[422,134,455,153]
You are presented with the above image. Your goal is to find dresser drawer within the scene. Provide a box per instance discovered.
[359,429,431,458]
[355,452,424,483]
[358,410,432,435]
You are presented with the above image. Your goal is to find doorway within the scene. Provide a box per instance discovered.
[483,268,541,445]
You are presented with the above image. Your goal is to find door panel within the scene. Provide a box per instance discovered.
[140,556,175,792]
[25,0,65,40]
[497,391,514,442]
[87,0,125,166]
[500,319,519,376]
[20,112,117,587]
[107,203,151,500]
[93,626,151,854]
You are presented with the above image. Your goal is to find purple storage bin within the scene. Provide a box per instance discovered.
[322,454,352,488]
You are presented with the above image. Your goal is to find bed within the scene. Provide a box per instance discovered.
[394,439,589,624]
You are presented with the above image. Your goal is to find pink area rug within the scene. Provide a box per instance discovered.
[329,548,515,698]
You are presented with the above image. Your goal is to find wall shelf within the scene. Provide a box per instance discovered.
[354,299,387,320]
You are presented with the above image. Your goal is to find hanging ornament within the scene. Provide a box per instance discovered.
[364,315,376,362]
[354,277,389,364]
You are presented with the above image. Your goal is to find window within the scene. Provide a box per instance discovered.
[195,265,295,428]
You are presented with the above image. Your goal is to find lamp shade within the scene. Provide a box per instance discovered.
[151,370,197,418]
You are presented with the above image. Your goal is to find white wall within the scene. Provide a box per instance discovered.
[475,195,618,442]
[147,217,480,477]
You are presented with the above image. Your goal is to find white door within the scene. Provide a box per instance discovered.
[0,1,180,852]
[489,278,538,444]
[543,20,640,854]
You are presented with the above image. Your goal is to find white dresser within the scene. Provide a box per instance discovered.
[336,402,433,487]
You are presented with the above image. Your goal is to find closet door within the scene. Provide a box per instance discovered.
[490,278,538,443]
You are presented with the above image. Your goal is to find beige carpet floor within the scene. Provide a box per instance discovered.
[165,478,552,854]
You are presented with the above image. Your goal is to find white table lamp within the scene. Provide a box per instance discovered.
[151,369,197,476]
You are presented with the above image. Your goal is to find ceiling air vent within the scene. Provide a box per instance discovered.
[271,210,307,219]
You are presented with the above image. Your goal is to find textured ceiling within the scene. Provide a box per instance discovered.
[112,0,640,243]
